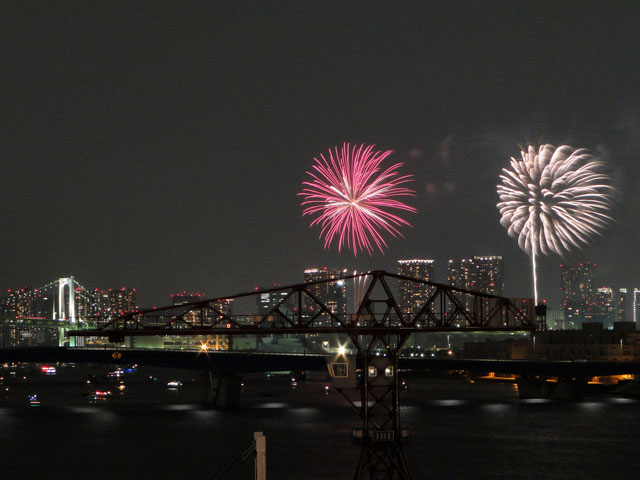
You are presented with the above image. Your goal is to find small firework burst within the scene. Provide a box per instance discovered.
[300,143,416,255]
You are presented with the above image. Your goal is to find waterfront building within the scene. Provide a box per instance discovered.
[464,322,640,361]
[397,259,436,316]
[634,289,640,325]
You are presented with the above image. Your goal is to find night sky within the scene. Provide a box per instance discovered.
[2,1,640,307]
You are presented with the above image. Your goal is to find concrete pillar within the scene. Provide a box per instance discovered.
[549,378,586,401]
[516,376,547,399]
[254,431,266,480]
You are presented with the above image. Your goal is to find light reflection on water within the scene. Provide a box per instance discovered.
[482,403,510,413]
[291,407,317,415]
[190,409,219,421]
[520,398,551,404]
[90,408,119,423]
[609,397,638,404]
[67,406,97,414]
[578,401,606,411]
[256,402,289,409]
[163,404,197,411]
[432,399,466,406]
[3,371,640,479]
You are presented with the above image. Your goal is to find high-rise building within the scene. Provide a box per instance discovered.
[472,256,504,296]
[560,263,597,329]
[256,284,290,315]
[171,292,205,326]
[171,292,204,305]
[0,287,57,347]
[303,268,348,315]
[448,258,475,313]
[1,287,50,321]
[108,287,137,316]
[447,256,503,313]
[593,287,615,329]
[447,257,504,295]
[617,288,629,323]
[447,259,474,289]
[397,259,436,316]
[634,289,640,325]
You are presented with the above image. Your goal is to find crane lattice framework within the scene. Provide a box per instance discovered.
[70,270,535,480]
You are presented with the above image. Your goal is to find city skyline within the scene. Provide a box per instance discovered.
[2,3,639,312]
[2,254,638,312]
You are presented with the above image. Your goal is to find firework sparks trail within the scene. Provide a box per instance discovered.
[497,144,614,304]
[352,271,369,311]
[299,143,416,255]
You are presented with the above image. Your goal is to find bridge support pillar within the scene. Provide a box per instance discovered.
[202,372,241,408]
[516,376,586,401]
[550,378,586,401]
[516,376,549,399]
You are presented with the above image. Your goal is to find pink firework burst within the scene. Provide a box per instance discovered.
[299,143,417,255]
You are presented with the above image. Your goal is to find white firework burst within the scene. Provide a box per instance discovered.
[497,144,614,303]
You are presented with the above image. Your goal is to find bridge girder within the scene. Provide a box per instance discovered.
[68,270,535,341]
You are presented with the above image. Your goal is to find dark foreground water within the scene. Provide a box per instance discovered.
[1,364,639,479]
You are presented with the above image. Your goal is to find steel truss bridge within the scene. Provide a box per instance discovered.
[68,270,536,480]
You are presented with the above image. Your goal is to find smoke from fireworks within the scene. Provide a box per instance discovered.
[300,143,416,255]
[497,144,614,303]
